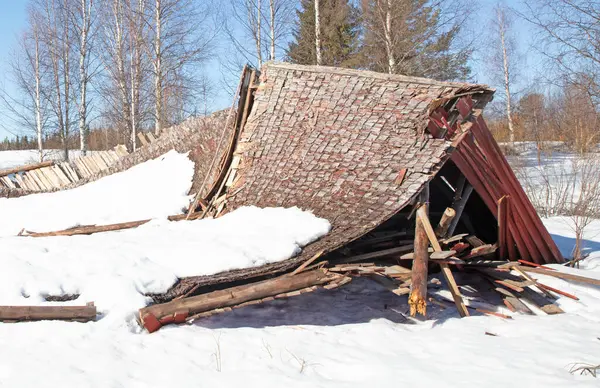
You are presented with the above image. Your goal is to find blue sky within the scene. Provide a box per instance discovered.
[0,0,535,139]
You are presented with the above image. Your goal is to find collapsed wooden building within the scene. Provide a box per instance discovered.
[5,62,582,329]
[138,63,571,331]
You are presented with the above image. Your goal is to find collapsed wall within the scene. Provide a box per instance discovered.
[0,109,233,199]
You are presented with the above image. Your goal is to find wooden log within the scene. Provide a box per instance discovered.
[409,205,429,317]
[139,269,337,333]
[417,206,469,317]
[25,219,151,237]
[0,305,96,322]
[0,160,54,177]
[435,207,456,238]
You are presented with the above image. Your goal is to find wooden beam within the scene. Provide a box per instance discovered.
[416,206,470,317]
[139,269,338,333]
[409,204,429,316]
[0,304,96,322]
[517,266,600,287]
[497,195,509,260]
[0,160,54,177]
[447,183,473,237]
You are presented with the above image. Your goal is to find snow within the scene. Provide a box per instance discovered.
[0,150,195,236]
[1,149,600,387]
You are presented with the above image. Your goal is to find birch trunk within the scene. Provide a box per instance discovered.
[154,0,163,135]
[384,0,395,74]
[78,0,92,155]
[314,0,322,65]
[498,8,515,143]
[33,23,44,162]
[62,0,71,161]
[256,0,263,66]
[269,0,275,61]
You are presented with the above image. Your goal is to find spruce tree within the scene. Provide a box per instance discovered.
[361,0,471,80]
[286,0,362,68]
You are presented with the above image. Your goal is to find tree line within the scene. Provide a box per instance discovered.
[1,0,211,161]
[1,0,598,160]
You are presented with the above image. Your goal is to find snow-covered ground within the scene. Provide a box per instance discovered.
[0,149,599,387]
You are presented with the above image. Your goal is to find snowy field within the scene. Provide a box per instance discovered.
[1,149,600,387]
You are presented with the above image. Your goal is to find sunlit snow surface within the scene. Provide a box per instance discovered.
[0,148,599,387]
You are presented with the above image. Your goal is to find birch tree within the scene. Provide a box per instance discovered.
[521,0,600,103]
[314,0,322,65]
[0,7,49,162]
[287,0,361,67]
[150,0,212,135]
[488,4,517,143]
[71,0,95,155]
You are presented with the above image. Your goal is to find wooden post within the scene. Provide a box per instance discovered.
[447,183,474,237]
[409,204,429,317]
[435,207,456,238]
[497,195,509,260]
[416,206,470,317]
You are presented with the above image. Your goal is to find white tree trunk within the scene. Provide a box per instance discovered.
[154,0,163,135]
[384,0,396,74]
[498,8,515,143]
[78,0,91,155]
[269,0,275,61]
[256,0,263,67]
[33,23,44,162]
[314,0,322,65]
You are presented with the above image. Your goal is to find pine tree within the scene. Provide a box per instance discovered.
[361,0,471,80]
[286,0,361,68]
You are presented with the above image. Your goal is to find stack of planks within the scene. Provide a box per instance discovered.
[136,131,159,147]
[0,145,128,192]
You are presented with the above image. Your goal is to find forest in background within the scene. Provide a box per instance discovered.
[0,0,598,162]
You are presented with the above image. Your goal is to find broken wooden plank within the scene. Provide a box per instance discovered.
[517,266,600,287]
[292,250,325,275]
[336,245,414,264]
[369,273,411,296]
[435,207,456,238]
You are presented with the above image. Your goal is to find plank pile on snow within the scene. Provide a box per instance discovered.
[0,146,129,192]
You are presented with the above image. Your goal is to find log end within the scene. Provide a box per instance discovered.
[408,292,427,317]
[140,311,162,333]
